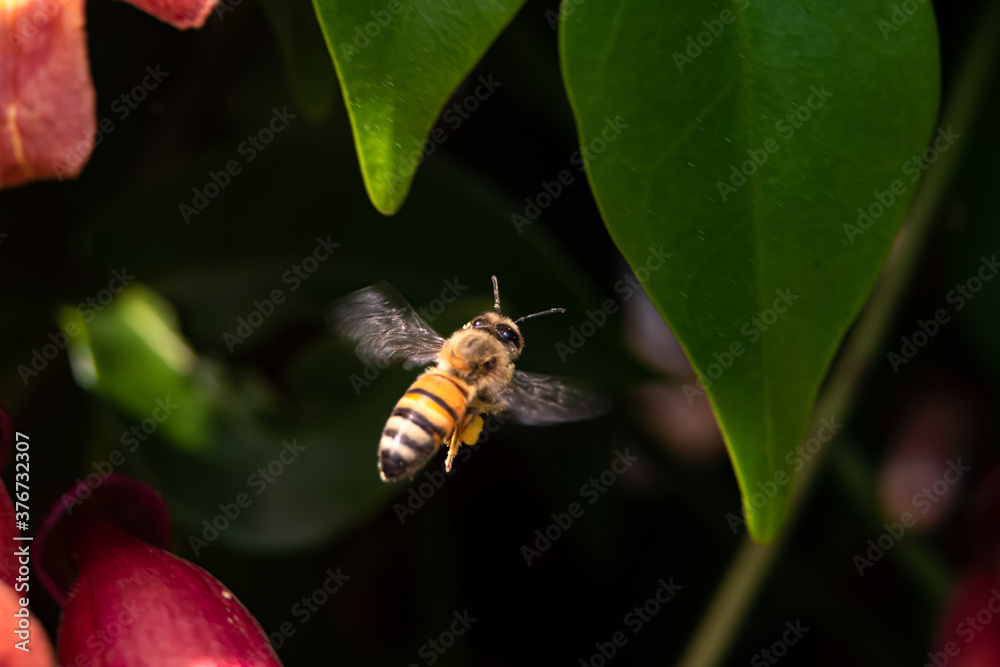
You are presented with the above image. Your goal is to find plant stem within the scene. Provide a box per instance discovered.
[675,3,1000,665]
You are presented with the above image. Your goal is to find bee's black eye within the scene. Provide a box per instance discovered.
[495,324,521,347]
[472,318,487,328]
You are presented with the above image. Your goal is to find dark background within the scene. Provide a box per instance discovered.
[2,0,999,664]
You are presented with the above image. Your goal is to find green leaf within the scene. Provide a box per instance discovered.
[311,0,525,213]
[60,286,215,451]
[59,283,393,552]
[561,0,940,541]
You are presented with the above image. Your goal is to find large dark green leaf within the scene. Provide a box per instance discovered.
[561,0,940,541]
[312,0,525,213]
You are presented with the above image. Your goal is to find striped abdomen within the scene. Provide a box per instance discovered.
[379,372,472,481]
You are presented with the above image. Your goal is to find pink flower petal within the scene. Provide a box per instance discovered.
[0,0,96,188]
[36,474,172,606]
[119,0,220,30]
[59,524,281,666]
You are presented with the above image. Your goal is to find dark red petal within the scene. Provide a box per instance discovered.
[0,0,96,188]
[119,0,220,30]
[36,474,171,605]
[58,525,281,666]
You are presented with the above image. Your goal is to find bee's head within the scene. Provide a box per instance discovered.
[465,311,524,356]
[461,276,565,358]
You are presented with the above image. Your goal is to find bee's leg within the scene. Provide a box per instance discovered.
[445,412,483,472]
[460,414,484,445]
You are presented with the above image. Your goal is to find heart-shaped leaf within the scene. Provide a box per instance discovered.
[312,0,525,213]
[561,0,940,541]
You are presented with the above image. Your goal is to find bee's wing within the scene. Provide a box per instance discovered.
[497,370,612,425]
[328,282,446,370]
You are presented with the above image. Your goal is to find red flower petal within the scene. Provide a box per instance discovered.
[0,0,96,188]
[38,476,281,665]
[119,0,220,30]
[36,474,172,605]
[58,524,281,666]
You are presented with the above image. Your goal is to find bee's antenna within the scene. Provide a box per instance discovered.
[492,275,502,314]
[494,275,566,323]
[514,307,566,324]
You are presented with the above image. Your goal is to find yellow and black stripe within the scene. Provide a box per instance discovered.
[379,372,473,481]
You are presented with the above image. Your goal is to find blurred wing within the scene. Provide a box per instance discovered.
[328,282,445,370]
[498,370,612,425]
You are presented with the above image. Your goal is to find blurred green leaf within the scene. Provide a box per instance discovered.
[61,285,215,450]
[561,0,940,541]
[311,0,525,213]
[59,283,393,552]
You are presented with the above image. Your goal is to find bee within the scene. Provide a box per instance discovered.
[332,276,609,482]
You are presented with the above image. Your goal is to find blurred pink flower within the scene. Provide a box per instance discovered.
[932,569,1000,667]
[878,375,985,532]
[0,0,218,188]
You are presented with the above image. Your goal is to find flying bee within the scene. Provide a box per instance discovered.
[331,276,610,482]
